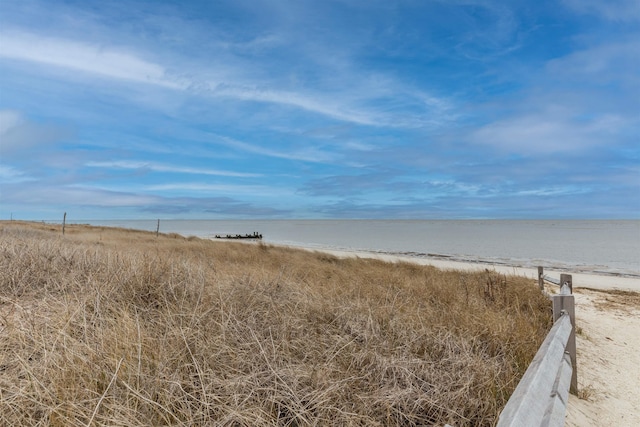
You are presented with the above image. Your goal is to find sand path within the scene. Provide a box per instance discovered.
[289,246,640,425]
[565,288,640,426]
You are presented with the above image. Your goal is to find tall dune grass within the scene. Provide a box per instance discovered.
[0,221,551,426]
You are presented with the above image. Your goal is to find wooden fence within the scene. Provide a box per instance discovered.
[496,267,577,427]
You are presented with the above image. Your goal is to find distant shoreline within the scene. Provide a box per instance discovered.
[272,243,640,293]
[5,219,638,290]
[72,218,640,278]
[201,234,640,292]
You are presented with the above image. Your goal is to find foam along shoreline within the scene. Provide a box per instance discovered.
[288,246,640,293]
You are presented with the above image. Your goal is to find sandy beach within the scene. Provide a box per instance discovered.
[292,245,640,426]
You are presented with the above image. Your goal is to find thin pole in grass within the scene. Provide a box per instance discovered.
[156,219,160,237]
[62,212,67,235]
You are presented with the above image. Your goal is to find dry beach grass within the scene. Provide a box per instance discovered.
[0,221,551,426]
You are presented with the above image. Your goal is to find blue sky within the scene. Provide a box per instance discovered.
[1,0,638,219]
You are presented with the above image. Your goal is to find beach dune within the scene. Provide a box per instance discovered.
[297,246,640,426]
[1,221,637,425]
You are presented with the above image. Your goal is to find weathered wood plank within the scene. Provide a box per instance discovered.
[543,275,561,286]
[560,273,573,293]
[559,283,571,296]
[496,315,572,426]
[541,352,573,427]
[553,293,577,394]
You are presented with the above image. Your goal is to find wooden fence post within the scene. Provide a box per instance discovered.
[552,281,577,394]
[62,212,67,236]
[538,266,544,291]
[156,219,160,238]
[560,273,573,293]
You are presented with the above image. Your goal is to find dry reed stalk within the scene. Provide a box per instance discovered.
[0,221,551,426]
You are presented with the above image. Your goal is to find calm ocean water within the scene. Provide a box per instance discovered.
[78,220,640,278]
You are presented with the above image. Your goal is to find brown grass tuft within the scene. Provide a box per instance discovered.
[0,221,551,426]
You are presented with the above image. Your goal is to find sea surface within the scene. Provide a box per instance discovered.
[76,220,639,278]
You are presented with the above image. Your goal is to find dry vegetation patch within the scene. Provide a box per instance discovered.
[579,287,640,313]
[0,221,551,426]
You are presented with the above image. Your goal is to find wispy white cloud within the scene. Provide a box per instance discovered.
[1,181,292,216]
[216,33,285,52]
[194,77,454,129]
[0,109,70,157]
[513,186,590,197]
[545,39,640,89]
[468,34,639,156]
[0,165,35,183]
[3,183,160,207]
[563,0,640,22]
[0,30,184,89]
[470,110,627,154]
[215,85,381,126]
[0,27,454,129]
[86,160,261,178]
[0,110,23,135]
[146,182,290,197]
[214,134,337,163]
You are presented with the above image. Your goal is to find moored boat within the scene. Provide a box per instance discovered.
[214,232,262,240]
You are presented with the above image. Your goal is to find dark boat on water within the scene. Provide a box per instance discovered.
[214,232,262,240]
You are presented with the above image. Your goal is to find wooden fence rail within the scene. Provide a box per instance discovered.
[497,267,577,427]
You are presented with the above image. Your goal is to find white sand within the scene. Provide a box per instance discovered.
[565,288,640,426]
[290,245,640,426]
